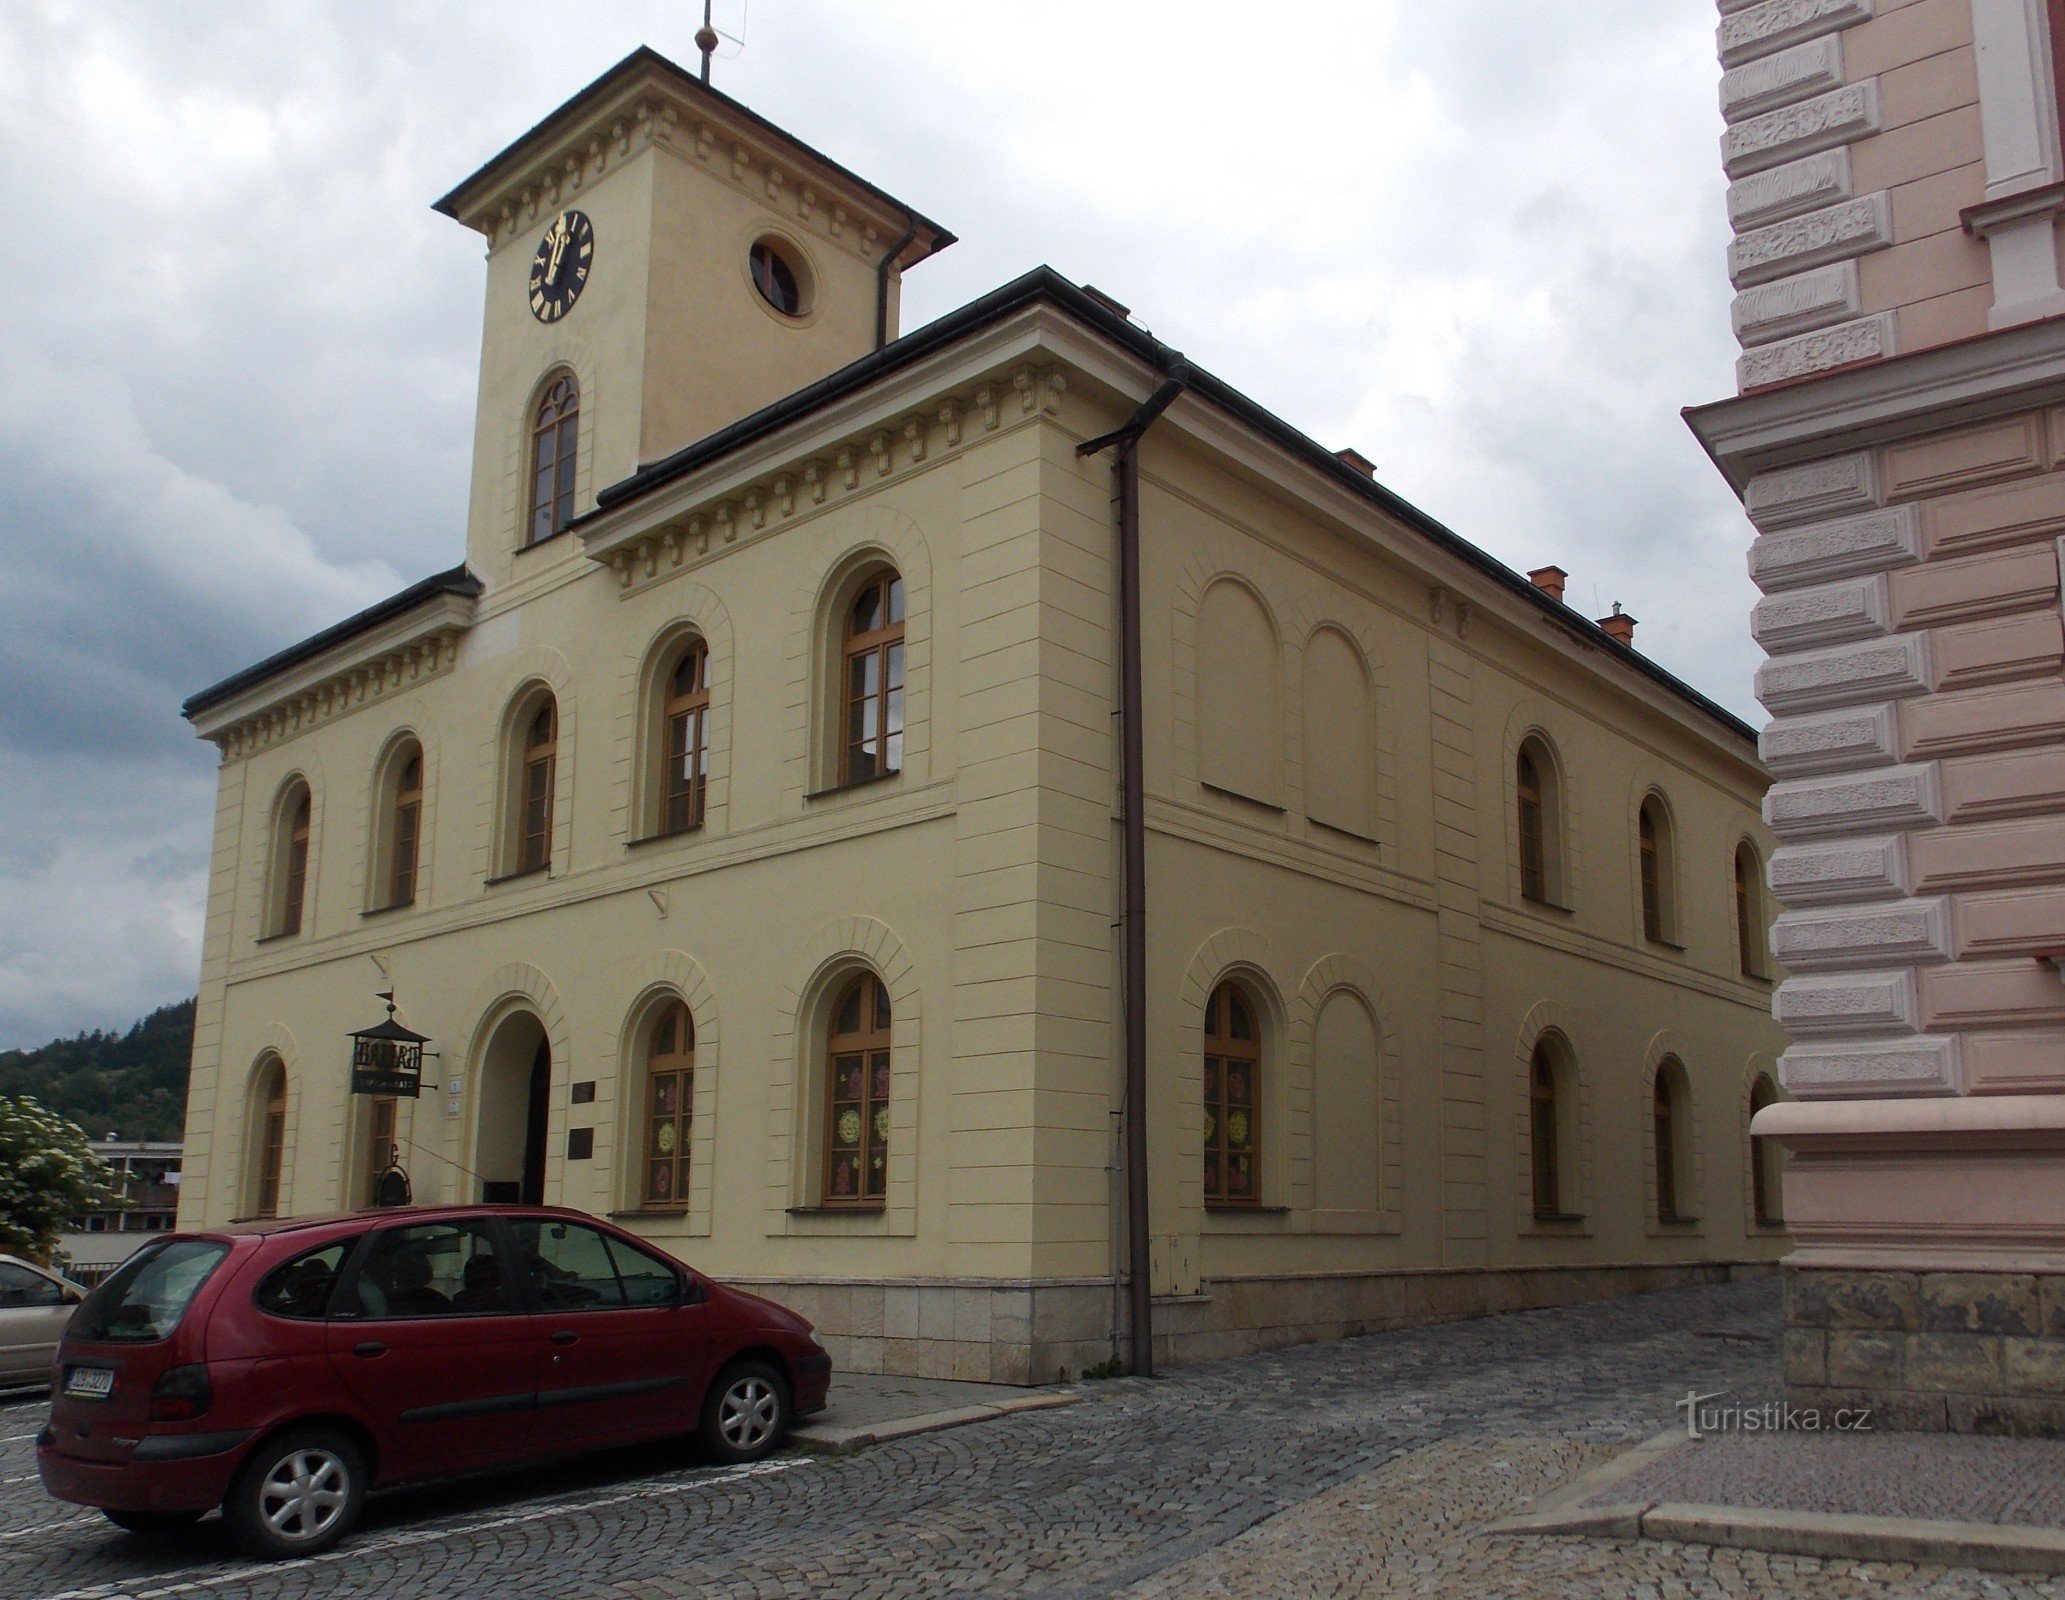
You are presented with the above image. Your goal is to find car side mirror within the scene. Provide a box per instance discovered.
[679,1273,707,1306]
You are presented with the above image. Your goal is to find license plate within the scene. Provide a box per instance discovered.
[64,1367,114,1400]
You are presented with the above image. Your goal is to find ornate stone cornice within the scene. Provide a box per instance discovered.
[435,51,947,273]
[581,362,1069,592]
[189,593,475,762]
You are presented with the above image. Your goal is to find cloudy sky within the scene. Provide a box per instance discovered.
[0,0,1750,1049]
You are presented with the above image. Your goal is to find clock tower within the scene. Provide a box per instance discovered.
[433,48,953,586]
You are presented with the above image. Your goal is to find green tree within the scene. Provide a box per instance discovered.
[0,1097,117,1262]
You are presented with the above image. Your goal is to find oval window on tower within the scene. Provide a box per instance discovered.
[750,238,809,317]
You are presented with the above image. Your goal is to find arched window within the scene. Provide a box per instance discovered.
[361,1095,397,1207]
[1750,1073,1784,1226]
[253,1057,287,1219]
[642,1001,694,1211]
[661,641,710,835]
[1529,1042,1560,1218]
[1639,795,1676,943]
[527,373,579,546]
[1653,1063,1686,1223]
[271,782,312,937]
[1203,982,1261,1206]
[1517,744,1550,903]
[842,571,905,784]
[823,974,891,1207]
[1735,843,1764,979]
[518,698,557,874]
[373,741,424,910]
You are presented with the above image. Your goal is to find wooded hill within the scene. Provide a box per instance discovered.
[0,999,195,1143]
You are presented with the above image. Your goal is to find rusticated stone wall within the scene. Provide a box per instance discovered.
[1785,1266,2065,1433]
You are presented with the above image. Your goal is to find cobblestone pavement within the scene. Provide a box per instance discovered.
[1602,1431,2065,1528]
[2,1277,2058,1599]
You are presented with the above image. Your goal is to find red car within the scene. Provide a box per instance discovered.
[36,1205,830,1559]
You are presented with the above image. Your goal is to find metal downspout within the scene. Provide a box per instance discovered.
[1079,366,1189,1378]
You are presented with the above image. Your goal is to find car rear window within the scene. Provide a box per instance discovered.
[73,1239,229,1343]
[254,1241,352,1320]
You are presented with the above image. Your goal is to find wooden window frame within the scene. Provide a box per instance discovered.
[1653,1073,1680,1223]
[388,749,422,909]
[821,975,891,1209]
[256,1064,286,1220]
[1517,748,1547,904]
[839,571,906,786]
[1529,1044,1560,1219]
[1735,844,1762,979]
[526,373,579,547]
[1203,982,1262,1207]
[1639,801,1664,942]
[660,643,711,836]
[641,1001,695,1212]
[279,788,311,936]
[518,700,557,875]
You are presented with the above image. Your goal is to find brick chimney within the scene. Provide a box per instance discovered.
[1335,447,1376,478]
[1596,602,1636,646]
[1527,565,1568,603]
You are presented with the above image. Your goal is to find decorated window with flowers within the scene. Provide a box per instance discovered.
[822,974,891,1208]
[1203,982,1260,1206]
[642,1001,694,1210]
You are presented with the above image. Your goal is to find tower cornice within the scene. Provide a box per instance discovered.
[432,46,953,271]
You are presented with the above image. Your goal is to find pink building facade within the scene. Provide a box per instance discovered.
[1689,0,2065,1432]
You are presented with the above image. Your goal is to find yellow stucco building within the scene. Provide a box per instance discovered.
[177,49,1788,1382]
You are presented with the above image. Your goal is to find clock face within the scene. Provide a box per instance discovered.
[527,210,594,323]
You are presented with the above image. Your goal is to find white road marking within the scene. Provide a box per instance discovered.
[1,1515,97,1543]
[3,1473,39,1485]
[17,1456,807,1600]
[2,1433,44,1443]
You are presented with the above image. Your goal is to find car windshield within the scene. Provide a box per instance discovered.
[73,1239,229,1343]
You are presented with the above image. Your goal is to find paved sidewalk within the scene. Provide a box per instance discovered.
[793,1372,1077,1451]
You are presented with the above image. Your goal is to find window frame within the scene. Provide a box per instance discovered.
[389,751,423,908]
[255,1060,287,1221]
[1517,746,1549,905]
[1653,1072,1682,1223]
[1529,1044,1560,1219]
[525,372,580,548]
[1202,982,1263,1208]
[640,1000,695,1212]
[659,641,711,837]
[516,698,557,876]
[820,973,892,1210]
[1735,842,1765,980]
[838,571,906,787]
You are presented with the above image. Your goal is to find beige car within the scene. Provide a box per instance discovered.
[0,1255,84,1387]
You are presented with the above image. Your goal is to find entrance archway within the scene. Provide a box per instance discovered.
[476,1010,551,1204]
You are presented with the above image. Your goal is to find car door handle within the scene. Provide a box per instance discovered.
[353,1341,388,1358]
[549,1330,578,1345]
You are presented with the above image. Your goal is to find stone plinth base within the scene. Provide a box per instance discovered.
[733,1260,1772,1387]
[1785,1265,2065,1435]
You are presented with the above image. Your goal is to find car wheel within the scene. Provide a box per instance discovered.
[222,1426,365,1560]
[698,1359,790,1463]
[103,1508,204,1538]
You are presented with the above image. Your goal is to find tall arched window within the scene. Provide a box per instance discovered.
[1750,1073,1783,1226]
[824,974,891,1207]
[1639,795,1676,943]
[1735,843,1764,979]
[371,743,423,912]
[361,1095,397,1207]
[271,782,312,937]
[1518,746,1547,903]
[842,571,905,784]
[1530,1041,1562,1218]
[1516,736,1568,906]
[661,642,710,835]
[1653,1064,1686,1223]
[518,699,557,874]
[527,373,579,546]
[1203,982,1261,1206]
[643,1001,694,1211]
[253,1057,287,1219]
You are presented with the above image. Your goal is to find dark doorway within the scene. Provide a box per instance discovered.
[522,1039,551,1205]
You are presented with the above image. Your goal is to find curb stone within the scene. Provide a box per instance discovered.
[1489,1428,2065,1576]
[792,1390,1079,1454]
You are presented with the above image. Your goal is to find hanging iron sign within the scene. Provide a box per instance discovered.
[349,991,431,1098]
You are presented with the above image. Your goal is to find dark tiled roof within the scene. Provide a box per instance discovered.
[182,563,482,720]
